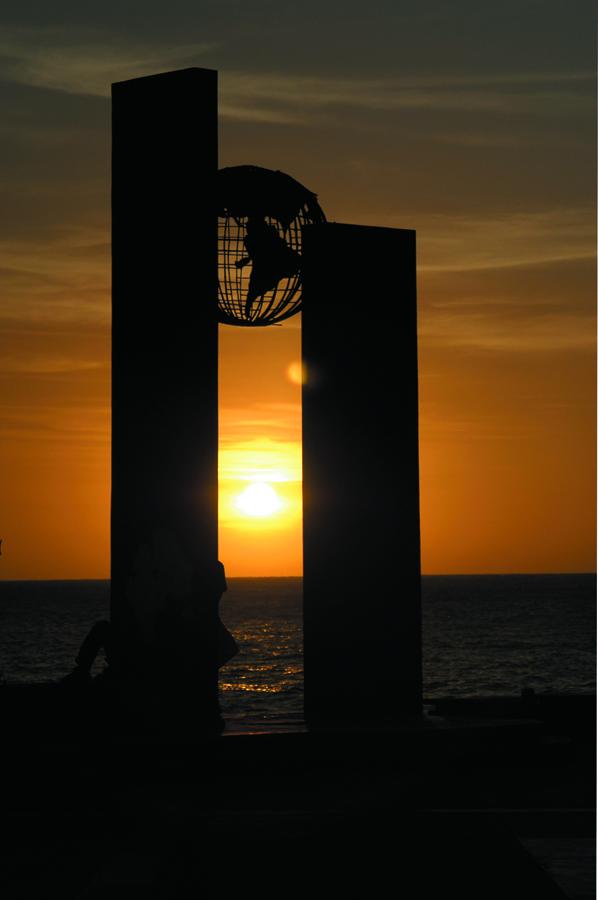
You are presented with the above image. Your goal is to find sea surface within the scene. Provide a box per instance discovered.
[0,574,595,718]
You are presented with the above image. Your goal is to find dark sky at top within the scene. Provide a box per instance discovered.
[0,1,593,73]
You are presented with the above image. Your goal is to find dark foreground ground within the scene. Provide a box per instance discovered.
[1,688,594,899]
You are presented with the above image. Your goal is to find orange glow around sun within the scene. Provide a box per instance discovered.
[219,439,302,529]
[218,433,303,576]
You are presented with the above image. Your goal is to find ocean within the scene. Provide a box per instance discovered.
[0,574,594,718]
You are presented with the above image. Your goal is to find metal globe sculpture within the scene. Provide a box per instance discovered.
[218,165,326,326]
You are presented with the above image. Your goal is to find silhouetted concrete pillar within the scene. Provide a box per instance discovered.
[302,223,422,726]
[111,68,219,715]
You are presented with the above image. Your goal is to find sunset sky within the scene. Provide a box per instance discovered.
[0,1,595,578]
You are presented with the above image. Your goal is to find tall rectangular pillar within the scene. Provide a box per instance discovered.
[302,223,422,725]
[111,68,219,702]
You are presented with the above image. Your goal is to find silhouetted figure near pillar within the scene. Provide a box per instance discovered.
[154,559,235,730]
[60,620,114,685]
[61,562,237,730]
[214,561,239,668]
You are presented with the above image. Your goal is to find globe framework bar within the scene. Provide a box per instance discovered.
[111,68,219,711]
[302,222,422,724]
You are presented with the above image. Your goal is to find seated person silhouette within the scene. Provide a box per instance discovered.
[235,216,301,318]
[61,561,238,686]
[213,560,239,667]
[61,619,113,685]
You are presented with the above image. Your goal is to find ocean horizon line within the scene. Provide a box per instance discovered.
[0,571,595,584]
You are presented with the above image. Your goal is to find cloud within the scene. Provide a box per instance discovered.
[420,306,595,353]
[0,403,109,447]
[357,208,596,272]
[418,250,596,354]
[220,402,301,443]
[0,226,109,324]
[0,26,216,97]
[219,436,302,482]
[0,354,104,375]
[221,70,594,123]
[0,26,592,126]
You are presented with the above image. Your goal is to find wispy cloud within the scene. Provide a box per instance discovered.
[0,354,104,375]
[220,402,301,444]
[420,306,595,353]
[221,70,594,123]
[0,389,109,435]
[0,25,592,126]
[0,26,216,97]
[359,208,596,272]
[411,209,596,353]
[219,436,301,482]
[0,226,109,324]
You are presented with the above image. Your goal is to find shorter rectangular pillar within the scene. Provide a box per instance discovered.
[302,223,422,725]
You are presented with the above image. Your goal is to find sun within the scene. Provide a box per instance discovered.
[235,482,283,517]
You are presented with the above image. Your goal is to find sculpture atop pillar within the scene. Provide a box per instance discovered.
[217,165,325,326]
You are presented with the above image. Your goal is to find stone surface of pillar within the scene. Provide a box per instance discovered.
[111,68,219,713]
[302,222,422,725]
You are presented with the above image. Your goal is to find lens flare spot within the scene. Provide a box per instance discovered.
[235,482,283,517]
[287,361,307,385]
